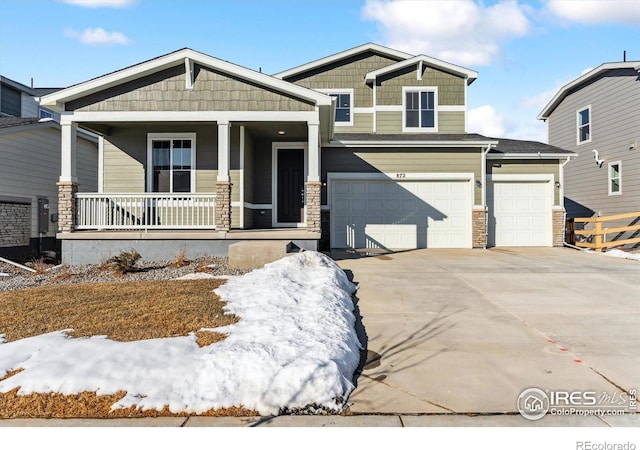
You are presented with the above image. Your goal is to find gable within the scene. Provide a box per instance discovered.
[376,65,466,106]
[66,64,315,113]
[285,51,404,108]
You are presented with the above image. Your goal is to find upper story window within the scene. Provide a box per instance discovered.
[318,89,353,126]
[147,133,196,193]
[403,87,437,132]
[577,106,591,144]
[39,108,53,119]
[608,161,621,195]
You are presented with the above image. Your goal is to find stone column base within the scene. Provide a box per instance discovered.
[552,209,566,247]
[215,182,232,231]
[305,182,322,233]
[56,181,79,233]
[472,208,487,249]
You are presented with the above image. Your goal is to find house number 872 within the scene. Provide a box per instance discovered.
[396,173,406,178]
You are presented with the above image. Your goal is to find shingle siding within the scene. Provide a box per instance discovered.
[284,52,402,108]
[376,65,465,106]
[67,65,315,112]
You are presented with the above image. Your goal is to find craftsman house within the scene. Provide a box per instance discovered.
[40,44,574,264]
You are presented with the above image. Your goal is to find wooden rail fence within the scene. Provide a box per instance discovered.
[568,212,640,252]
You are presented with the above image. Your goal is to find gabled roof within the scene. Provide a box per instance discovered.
[273,43,414,80]
[41,48,333,109]
[364,55,478,85]
[0,117,98,142]
[328,132,575,157]
[538,61,640,120]
[488,137,575,157]
[0,117,42,129]
[1,76,63,97]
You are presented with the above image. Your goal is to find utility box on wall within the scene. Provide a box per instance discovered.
[37,197,49,234]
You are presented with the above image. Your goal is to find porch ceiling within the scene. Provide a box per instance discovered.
[78,121,310,142]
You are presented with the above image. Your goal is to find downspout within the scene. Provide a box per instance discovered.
[560,155,584,250]
[482,144,492,247]
[372,77,377,133]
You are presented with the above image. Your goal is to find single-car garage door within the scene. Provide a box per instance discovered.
[330,176,472,249]
[487,180,552,247]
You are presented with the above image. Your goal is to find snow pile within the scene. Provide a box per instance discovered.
[0,251,362,415]
[586,249,640,262]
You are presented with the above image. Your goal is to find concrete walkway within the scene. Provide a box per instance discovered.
[2,413,635,427]
[334,247,640,421]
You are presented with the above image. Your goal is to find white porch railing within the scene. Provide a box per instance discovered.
[75,193,217,230]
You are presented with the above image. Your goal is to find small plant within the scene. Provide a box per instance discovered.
[107,249,141,274]
[170,249,190,268]
[50,265,75,283]
[29,257,50,274]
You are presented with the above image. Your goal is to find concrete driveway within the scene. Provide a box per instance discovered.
[335,247,639,423]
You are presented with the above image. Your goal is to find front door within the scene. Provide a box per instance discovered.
[277,148,305,224]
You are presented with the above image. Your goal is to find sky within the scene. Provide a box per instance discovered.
[1,0,639,143]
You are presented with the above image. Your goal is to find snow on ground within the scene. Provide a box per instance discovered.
[585,249,640,261]
[603,249,640,261]
[0,251,362,415]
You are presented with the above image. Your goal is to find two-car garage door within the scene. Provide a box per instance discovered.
[330,176,472,249]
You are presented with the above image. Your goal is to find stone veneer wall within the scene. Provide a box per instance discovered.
[472,209,487,249]
[0,201,31,247]
[305,182,321,233]
[553,209,566,247]
[215,182,232,231]
[56,182,78,233]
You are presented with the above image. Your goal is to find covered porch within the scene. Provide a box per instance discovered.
[57,116,325,236]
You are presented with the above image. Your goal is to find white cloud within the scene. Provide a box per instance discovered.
[519,87,558,110]
[468,105,506,137]
[61,0,137,7]
[469,104,547,142]
[64,27,131,45]
[361,0,532,66]
[546,0,640,25]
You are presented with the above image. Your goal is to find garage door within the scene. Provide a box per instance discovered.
[330,178,472,249]
[487,180,552,247]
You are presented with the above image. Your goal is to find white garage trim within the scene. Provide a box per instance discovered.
[328,172,474,249]
[488,174,554,182]
[487,174,554,247]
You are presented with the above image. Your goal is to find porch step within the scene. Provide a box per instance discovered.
[228,240,298,270]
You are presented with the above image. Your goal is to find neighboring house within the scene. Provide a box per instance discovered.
[1,75,59,120]
[39,44,574,264]
[0,77,98,260]
[538,61,640,245]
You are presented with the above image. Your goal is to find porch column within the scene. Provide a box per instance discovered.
[215,120,232,231]
[57,122,78,233]
[305,122,321,233]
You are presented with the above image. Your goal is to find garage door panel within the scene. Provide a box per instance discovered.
[488,180,552,247]
[331,178,471,249]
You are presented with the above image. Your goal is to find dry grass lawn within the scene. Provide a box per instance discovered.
[0,279,259,418]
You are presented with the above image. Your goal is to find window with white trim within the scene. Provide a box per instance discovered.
[608,161,621,195]
[404,88,437,131]
[39,108,53,119]
[147,134,196,193]
[317,89,353,126]
[577,106,591,144]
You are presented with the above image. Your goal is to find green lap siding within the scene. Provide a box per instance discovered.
[322,148,482,205]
